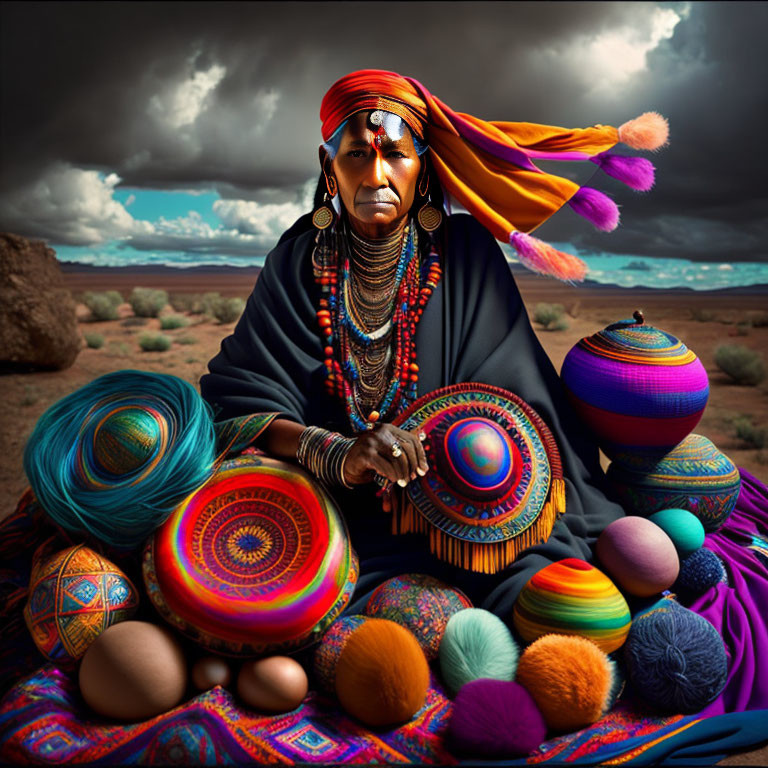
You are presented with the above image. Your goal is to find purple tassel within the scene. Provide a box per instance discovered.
[568,187,620,232]
[590,152,655,191]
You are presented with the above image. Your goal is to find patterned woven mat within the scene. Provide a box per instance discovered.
[3,663,762,766]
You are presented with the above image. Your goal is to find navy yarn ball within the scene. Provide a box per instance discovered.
[447,678,546,758]
[674,548,727,597]
[624,599,727,714]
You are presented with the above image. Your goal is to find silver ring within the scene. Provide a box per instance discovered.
[391,441,402,458]
[374,474,389,487]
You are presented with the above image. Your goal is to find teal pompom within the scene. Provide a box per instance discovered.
[439,608,519,696]
[648,508,705,558]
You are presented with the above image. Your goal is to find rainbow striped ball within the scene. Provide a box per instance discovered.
[561,316,708,457]
[513,558,631,654]
[24,544,139,661]
[607,434,741,532]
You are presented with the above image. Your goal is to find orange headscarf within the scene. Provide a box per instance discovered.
[320,70,668,282]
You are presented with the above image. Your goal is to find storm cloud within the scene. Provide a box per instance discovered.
[0,1,765,262]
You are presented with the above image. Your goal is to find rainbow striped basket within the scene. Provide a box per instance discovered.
[561,312,709,458]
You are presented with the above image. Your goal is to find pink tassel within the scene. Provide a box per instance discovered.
[618,112,669,151]
[590,152,656,191]
[510,232,588,283]
[568,187,620,232]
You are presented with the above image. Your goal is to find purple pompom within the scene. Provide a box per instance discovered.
[590,152,656,192]
[447,678,547,757]
[568,187,620,231]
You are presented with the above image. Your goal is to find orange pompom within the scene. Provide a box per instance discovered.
[618,112,670,151]
[516,634,616,732]
[335,618,429,727]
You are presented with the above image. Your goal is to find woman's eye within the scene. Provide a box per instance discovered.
[388,151,406,159]
[347,150,366,158]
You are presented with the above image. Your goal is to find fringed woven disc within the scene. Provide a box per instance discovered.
[143,454,358,656]
[391,383,564,574]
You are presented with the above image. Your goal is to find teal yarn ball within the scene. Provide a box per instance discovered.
[23,370,217,550]
[93,407,163,475]
[648,509,705,559]
[624,598,727,714]
[439,608,520,696]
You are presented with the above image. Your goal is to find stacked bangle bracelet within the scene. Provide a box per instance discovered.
[296,426,356,489]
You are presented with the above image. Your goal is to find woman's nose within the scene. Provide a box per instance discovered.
[366,150,388,187]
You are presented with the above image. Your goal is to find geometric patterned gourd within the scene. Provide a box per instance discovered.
[364,574,473,660]
[607,434,741,532]
[24,544,139,661]
[561,312,709,458]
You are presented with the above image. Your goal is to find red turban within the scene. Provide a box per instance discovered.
[320,69,669,282]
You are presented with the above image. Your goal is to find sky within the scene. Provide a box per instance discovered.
[0,1,766,274]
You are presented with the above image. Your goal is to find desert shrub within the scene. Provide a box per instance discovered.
[130,287,168,318]
[548,316,570,331]
[139,332,172,352]
[690,308,717,322]
[105,341,131,357]
[175,335,197,345]
[533,303,568,331]
[83,290,122,321]
[83,332,104,349]
[715,344,765,386]
[201,292,223,316]
[169,293,204,313]
[735,322,751,336]
[746,311,768,328]
[733,417,768,450]
[160,314,189,330]
[211,297,246,324]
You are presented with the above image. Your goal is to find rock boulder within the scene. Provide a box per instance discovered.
[0,232,80,371]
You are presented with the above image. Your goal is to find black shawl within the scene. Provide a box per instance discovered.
[200,213,625,621]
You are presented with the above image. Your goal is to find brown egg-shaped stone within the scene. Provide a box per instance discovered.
[596,517,680,597]
[237,656,308,713]
[191,656,232,691]
[79,621,187,721]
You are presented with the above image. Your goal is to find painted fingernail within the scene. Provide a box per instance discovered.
[418,431,427,441]
[417,468,426,476]
[397,478,408,487]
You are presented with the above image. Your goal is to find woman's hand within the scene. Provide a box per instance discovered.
[342,423,428,488]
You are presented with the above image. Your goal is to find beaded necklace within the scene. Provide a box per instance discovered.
[312,215,443,433]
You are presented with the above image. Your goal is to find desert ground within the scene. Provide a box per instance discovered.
[1,264,766,521]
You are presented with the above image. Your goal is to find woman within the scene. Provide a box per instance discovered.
[200,69,665,618]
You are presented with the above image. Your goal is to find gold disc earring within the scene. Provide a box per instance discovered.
[313,192,334,230]
[418,198,442,233]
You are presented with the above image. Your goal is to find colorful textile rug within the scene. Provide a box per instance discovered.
[1,666,766,765]
[2,470,768,765]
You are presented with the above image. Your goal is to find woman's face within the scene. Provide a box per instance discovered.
[328,110,422,239]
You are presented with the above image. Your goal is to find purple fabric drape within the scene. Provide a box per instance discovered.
[690,469,768,716]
